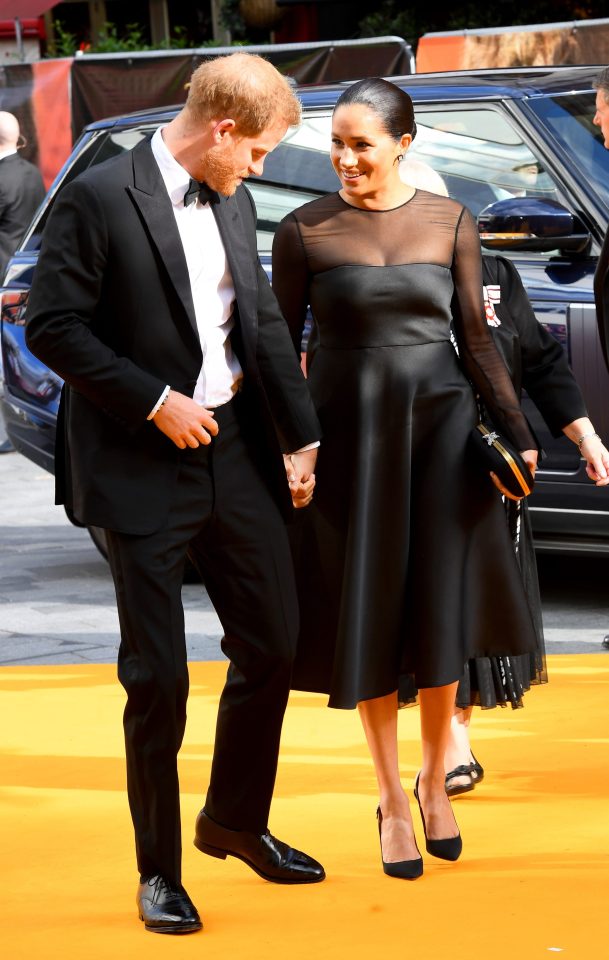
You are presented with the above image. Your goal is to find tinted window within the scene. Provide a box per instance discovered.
[250,115,336,252]
[402,106,561,216]
[528,92,609,211]
[23,125,158,251]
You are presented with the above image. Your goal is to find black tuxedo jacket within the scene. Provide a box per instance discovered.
[25,139,321,533]
[594,227,609,373]
[0,152,45,277]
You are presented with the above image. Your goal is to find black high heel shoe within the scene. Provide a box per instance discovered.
[376,807,423,880]
[414,773,462,862]
[469,753,485,783]
[445,764,475,797]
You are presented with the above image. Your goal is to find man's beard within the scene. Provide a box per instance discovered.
[200,145,243,197]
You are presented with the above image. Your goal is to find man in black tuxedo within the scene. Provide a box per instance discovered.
[25,54,324,935]
[593,66,609,372]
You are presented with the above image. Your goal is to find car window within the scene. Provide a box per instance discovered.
[250,114,335,253]
[527,91,609,211]
[22,125,158,252]
[404,106,561,216]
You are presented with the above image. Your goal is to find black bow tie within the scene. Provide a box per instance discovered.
[183,178,217,207]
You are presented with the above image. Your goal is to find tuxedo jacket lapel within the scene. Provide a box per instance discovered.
[212,193,258,342]
[127,140,259,356]
[127,140,199,340]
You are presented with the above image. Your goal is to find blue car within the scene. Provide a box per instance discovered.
[2,64,609,556]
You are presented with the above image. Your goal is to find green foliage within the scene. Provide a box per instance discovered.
[156,26,191,50]
[91,22,149,53]
[49,20,198,56]
[51,20,78,57]
[358,3,417,44]
[219,0,250,43]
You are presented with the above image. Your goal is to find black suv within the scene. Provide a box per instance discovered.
[2,65,609,556]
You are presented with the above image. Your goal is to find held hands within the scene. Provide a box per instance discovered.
[152,390,219,449]
[490,448,538,501]
[284,449,317,508]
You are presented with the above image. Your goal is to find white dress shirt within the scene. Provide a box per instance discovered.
[147,128,318,457]
[150,125,243,410]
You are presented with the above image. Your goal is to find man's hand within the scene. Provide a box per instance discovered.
[490,448,538,501]
[152,390,219,449]
[284,448,317,509]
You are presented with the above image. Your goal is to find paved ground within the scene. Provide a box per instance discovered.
[1,449,608,665]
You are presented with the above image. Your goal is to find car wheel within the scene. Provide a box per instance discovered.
[86,524,201,582]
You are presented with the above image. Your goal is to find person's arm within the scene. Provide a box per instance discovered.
[25,178,167,432]
[494,256,587,435]
[493,257,608,484]
[451,207,537,480]
[254,256,320,454]
[269,210,320,506]
[593,229,609,374]
[561,419,609,485]
[271,212,310,357]
[237,194,319,505]
[25,176,219,448]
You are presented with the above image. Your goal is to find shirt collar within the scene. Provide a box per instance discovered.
[151,126,192,208]
[0,147,17,161]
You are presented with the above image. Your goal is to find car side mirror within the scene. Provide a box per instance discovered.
[477,198,590,253]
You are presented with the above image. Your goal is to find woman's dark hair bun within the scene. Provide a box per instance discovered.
[335,78,417,142]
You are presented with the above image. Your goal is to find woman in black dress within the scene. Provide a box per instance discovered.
[272,79,539,879]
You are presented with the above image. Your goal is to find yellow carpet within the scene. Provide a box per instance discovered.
[2,655,607,959]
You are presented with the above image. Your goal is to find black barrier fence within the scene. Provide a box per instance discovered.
[70,36,415,138]
[0,37,414,186]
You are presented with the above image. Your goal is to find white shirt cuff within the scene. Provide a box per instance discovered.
[147,385,170,420]
[289,441,320,454]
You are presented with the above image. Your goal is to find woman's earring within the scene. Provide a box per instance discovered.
[394,154,404,165]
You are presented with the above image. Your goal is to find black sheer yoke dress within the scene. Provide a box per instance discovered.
[272,190,538,709]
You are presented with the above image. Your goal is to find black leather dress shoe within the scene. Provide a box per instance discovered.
[194,810,325,884]
[136,875,202,934]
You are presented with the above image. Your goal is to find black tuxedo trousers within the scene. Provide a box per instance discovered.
[105,397,299,884]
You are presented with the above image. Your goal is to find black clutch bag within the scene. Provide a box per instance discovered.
[469,422,535,498]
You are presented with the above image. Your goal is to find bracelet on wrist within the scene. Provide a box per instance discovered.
[577,431,600,449]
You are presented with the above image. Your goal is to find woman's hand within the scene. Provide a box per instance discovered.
[490,448,537,501]
[580,435,609,486]
[562,419,609,486]
[284,450,317,508]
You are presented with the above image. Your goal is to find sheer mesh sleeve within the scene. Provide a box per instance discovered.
[272,213,310,356]
[451,207,536,450]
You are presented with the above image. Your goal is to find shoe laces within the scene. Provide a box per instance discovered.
[150,876,182,905]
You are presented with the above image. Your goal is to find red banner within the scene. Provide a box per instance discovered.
[31,58,71,189]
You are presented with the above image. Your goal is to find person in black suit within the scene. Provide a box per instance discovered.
[0,111,45,279]
[444,253,609,793]
[0,111,45,452]
[25,53,324,935]
[593,66,609,372]
[400,158,609,792]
